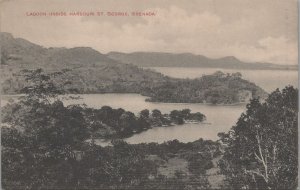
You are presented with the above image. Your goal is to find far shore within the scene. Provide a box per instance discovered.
[1,93,250,106]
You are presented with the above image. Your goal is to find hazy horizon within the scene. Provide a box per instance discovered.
[1,31,297,67]
[1,0,298,65]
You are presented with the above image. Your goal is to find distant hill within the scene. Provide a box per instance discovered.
[0,32,168,94]
[1,32,118,68]
[107,52,297,70]
[0,32,267,104]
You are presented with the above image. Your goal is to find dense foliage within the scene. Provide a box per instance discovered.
[143,71,267,104]
[2,102,216,189]
[2,69,217,189]
[2,33,267,105]
[2,69,296,189]
[3,101,206,140]
[2,67,267,105]
[2,129,219,189]
[3,70,206,140]
[218,86,298,189]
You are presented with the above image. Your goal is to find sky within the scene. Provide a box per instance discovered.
[0,0,298,65]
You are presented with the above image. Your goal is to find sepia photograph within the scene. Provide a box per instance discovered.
[0,0,298,189]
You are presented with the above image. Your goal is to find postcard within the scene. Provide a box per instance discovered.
[1,0,298,189]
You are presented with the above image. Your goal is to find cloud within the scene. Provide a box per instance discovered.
[256,36,297,64]
[1,1,297,65]
[205,36,298,64]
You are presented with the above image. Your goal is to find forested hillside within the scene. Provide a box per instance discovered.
[1,62,297,190]
[142,71,267,104]
[1,32,267,104]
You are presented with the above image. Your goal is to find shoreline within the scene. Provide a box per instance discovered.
[144,66,298,71]
[1,93,249,106]
[91,120,209,147]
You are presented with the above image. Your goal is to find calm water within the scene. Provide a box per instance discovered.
[2,68,297,144]
[63,68,298,143]
[148,67,298,93]
[63,93,245,143]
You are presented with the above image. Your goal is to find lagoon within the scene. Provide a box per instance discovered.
[63,93,245,143]
[63,68,298,144]
[2,68,297,144]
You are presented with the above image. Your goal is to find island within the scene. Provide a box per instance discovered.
[80,106,206,139]
[141,71,266,104]
[1,32,268,105]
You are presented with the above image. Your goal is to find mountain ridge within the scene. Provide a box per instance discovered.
[107,51,297,70]
[1,32,295,70]
[0,32,268,104]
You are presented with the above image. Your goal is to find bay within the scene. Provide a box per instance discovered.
[2,68,297,144]
[148,67,298,93]
[63,93,245,143]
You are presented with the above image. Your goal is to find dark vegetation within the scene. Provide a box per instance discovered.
[2,70,206,140]
[80,106,206,139]
[218,86,298,189]
[2,69,218,190]
[142,71,267,104]
[1,32,267,104]
[1,69,298,189]
[2,79,297,190]
[1,33,298,189]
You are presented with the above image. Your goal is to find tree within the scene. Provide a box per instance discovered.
[137,109,151,131]
[1,49,9,65]
[232,72,242,78]
[19,69,67,102]
[213,71,226,78]
[152,109,162,118]
[181,109,191,119]
[218,86,298,189]
[140,109,150,118]
[2,69,89,189]
[189,112,206,122]
[119,111,138,135]
[170,110,184,124]
[2,68,213,189]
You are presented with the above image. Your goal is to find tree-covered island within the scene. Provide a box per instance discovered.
[1,69,298,189]
[1,34,297,189]
[1,33,267,105]
[1,69,217,190]
[2,69,206,141]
